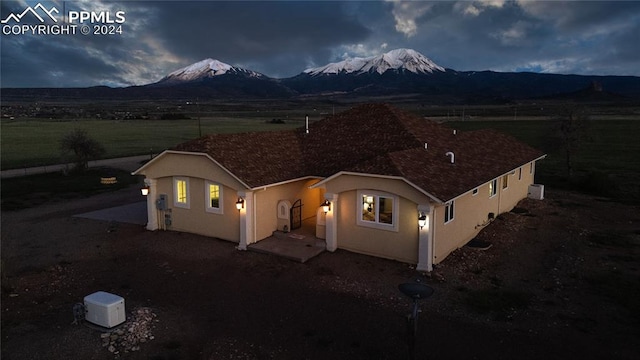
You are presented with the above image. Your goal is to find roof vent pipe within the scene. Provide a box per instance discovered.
[453,129,457,135]
[446,151,455,164]
[305,115,309,134]
[424,143,428,150]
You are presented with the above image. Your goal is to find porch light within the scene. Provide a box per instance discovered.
[321,199,331,213]
[235,197,245,210]
[418,212,427,229]
[141,186,149,196]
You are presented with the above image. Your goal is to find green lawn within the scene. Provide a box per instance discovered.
[3,115,639,200]
[445,119,640,200]
[1,117,300,169]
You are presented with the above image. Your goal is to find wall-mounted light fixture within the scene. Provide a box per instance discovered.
[418,211,428,229]
[235,197,245,211]
[321,199,331,213]
[141,186,150,196]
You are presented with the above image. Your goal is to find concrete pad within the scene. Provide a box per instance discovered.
[249,234,326,263]
[75,201,147,225]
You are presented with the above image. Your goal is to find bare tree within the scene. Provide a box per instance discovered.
[59,129,105,172]
[554,106,590,178]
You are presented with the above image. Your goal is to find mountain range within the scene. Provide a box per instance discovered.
[3,48,640,103]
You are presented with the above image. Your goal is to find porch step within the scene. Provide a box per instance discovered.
[272,230,306,240]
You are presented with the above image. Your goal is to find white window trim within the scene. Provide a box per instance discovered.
[173,176,190,209]
[444,201,455,224]
[357,190,399,232]
[489,178,498,198]
[205,181,223,214]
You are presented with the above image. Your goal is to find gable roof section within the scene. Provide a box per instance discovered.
[168,103,544,199]
[173,129,305,188]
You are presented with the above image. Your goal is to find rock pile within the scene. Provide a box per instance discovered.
[100,307,157,356]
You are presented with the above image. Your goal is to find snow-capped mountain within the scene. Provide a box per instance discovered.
[304,49,445,76]
[156,58,265,85]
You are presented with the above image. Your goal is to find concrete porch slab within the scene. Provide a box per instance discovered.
[248,233,326,263]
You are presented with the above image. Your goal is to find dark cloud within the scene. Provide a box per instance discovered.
[149,1,371,76]
[1,1,638,88]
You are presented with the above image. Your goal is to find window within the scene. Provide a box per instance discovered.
[358,190,399,231]
[530,162,534,174]
[445,201,454,223]
[472,188,478,196]
[518,168,522,181]
[174,177,189,208]
[502,174,509,189]
[489,179,497,197]
[205,181,223,214]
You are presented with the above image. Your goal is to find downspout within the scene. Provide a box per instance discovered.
[431,207,437,267]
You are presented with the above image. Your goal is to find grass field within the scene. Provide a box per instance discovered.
[1,117,302,169]
[3,111,639,200]
[445,119,640,200]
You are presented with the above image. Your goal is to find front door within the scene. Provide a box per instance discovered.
[290,199,302,230]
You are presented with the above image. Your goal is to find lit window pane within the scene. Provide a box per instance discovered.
[362,195,376,222]
[209,184,220,208]
[177,180,187,203]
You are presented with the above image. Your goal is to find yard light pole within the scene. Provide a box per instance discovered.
[399,281,434,360]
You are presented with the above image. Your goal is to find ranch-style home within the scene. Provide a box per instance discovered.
[132,104,545,271]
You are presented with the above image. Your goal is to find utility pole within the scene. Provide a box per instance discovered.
[197,98,201,137]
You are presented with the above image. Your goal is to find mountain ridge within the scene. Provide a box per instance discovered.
[3,48,640,102]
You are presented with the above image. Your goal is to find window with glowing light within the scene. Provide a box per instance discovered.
[357,190,398,232]
[205,181,223,214]
[174,177,190,208]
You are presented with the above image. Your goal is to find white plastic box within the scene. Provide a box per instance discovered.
[84,291,126,328]
[527,184,545,200]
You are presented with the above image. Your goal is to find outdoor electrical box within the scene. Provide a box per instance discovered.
[156,194,168,210]
[84,291,125,328]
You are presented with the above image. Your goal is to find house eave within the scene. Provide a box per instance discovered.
[249,176,324,191]
[132,150,253,190]
[443,154,548,203]
[310,171,444,204]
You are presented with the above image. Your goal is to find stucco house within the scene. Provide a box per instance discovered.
[132,104,545,271]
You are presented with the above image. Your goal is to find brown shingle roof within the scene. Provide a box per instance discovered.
[173,103,544,200]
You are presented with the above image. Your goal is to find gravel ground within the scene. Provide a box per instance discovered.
[2,185,639,359]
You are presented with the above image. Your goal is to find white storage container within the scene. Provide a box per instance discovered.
[528,184,545,200]
[84,291,125,328]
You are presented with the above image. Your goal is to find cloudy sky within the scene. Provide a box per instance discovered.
[1,0,639,88]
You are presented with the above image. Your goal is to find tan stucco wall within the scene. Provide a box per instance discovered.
[152,177,241,242]
[254,179,322,240]
[432,163,537,264]
[318,175,429,264]
[336,190,420,263]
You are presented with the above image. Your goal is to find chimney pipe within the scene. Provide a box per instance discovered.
[446,151,455,164]
[305,114,309,134]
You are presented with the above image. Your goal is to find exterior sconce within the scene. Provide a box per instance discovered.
[321,199,331,213]
[141,186,149,196]
[235,197,245,211]
[418,212,427,229]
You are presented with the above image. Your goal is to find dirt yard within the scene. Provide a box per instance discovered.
[1,185,639,360]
